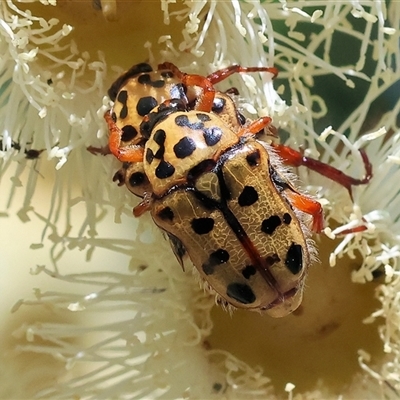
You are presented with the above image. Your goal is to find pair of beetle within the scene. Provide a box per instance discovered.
[90,61,372,317]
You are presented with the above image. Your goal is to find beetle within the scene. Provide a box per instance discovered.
[88,62,278,162]
[99,62,372,316]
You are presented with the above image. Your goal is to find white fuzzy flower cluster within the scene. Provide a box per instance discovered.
[0,0,399,398]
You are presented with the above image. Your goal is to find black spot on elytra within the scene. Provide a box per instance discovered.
[226,282,256,304]
[155,160,175,179]
[261,215,282,235]
[196,113,211,122]
[111,112,117,122]
[140,100,185,139]
[212,97,226,114]
[157,206,174,221]
[153,129,166,146]
[152,130,166,159]
[174,113,222,146]
[137,74,150,84]
[137,73,165,88]
[202,249,229,275]
[121,125,138,142]
[154,147,165,159]
[117,90,128,119]
[191,217,215,235]
[117,90,128,103]
[246,149,261,167]
[128,172,146,187]
[266,253,280,267]
[238,186,259,207]
[175,114,204,130]
[136,96,158,117]
[173,137,196,159]
[107,63,153,101]
[283,213,292,225]
[242,265,256,279]
[146,148,154,164]
[285,243,303,274]
[203,127,222,146]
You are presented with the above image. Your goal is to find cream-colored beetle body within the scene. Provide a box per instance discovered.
[139,101,314,317]
[102,62,330,317]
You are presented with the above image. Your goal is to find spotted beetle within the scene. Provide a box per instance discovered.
[96,62,372,316]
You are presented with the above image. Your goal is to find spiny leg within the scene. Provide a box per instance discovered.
[284,190,324,233]
[206,65,278,84]
[104,111,144,163]
[158,62,278,112]
[87,144,111,156]
[224,87,240,96]
[158,62,216,112]
[337,224,368,235]
[133,191,153,217]
[237,116,272,137]
[158,63,278,85]
[272,144,372,201]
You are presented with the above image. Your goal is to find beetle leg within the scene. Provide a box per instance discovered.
[284,190,324,233]
[270,165,324,232]
[223,87,240,96]
[157,62,278,113]
[237,116,272,137]
[272,144,372,201]
[338,224,368,235]
[206,65,278,84]
[181,74,215,112]
[158,62,216,112]
[104,110,144,162]
[87,144,111,156]
[112,167,127,187]
[133,191,153,217]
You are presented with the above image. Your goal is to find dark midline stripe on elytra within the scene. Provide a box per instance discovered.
[186,159,282,294]
[153,140,285,294]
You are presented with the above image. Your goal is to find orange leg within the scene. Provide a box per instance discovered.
[237,116,272,137]
[158,62,216,112]
[339,224,368,235]
[206,65,278,84]
[272,144,372,200]
[284,190,324,232]
[182,74,215,112]
[133,192,153,217]
[224,87,240,96]
[158,62,278,112]
[105,111,144,163]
